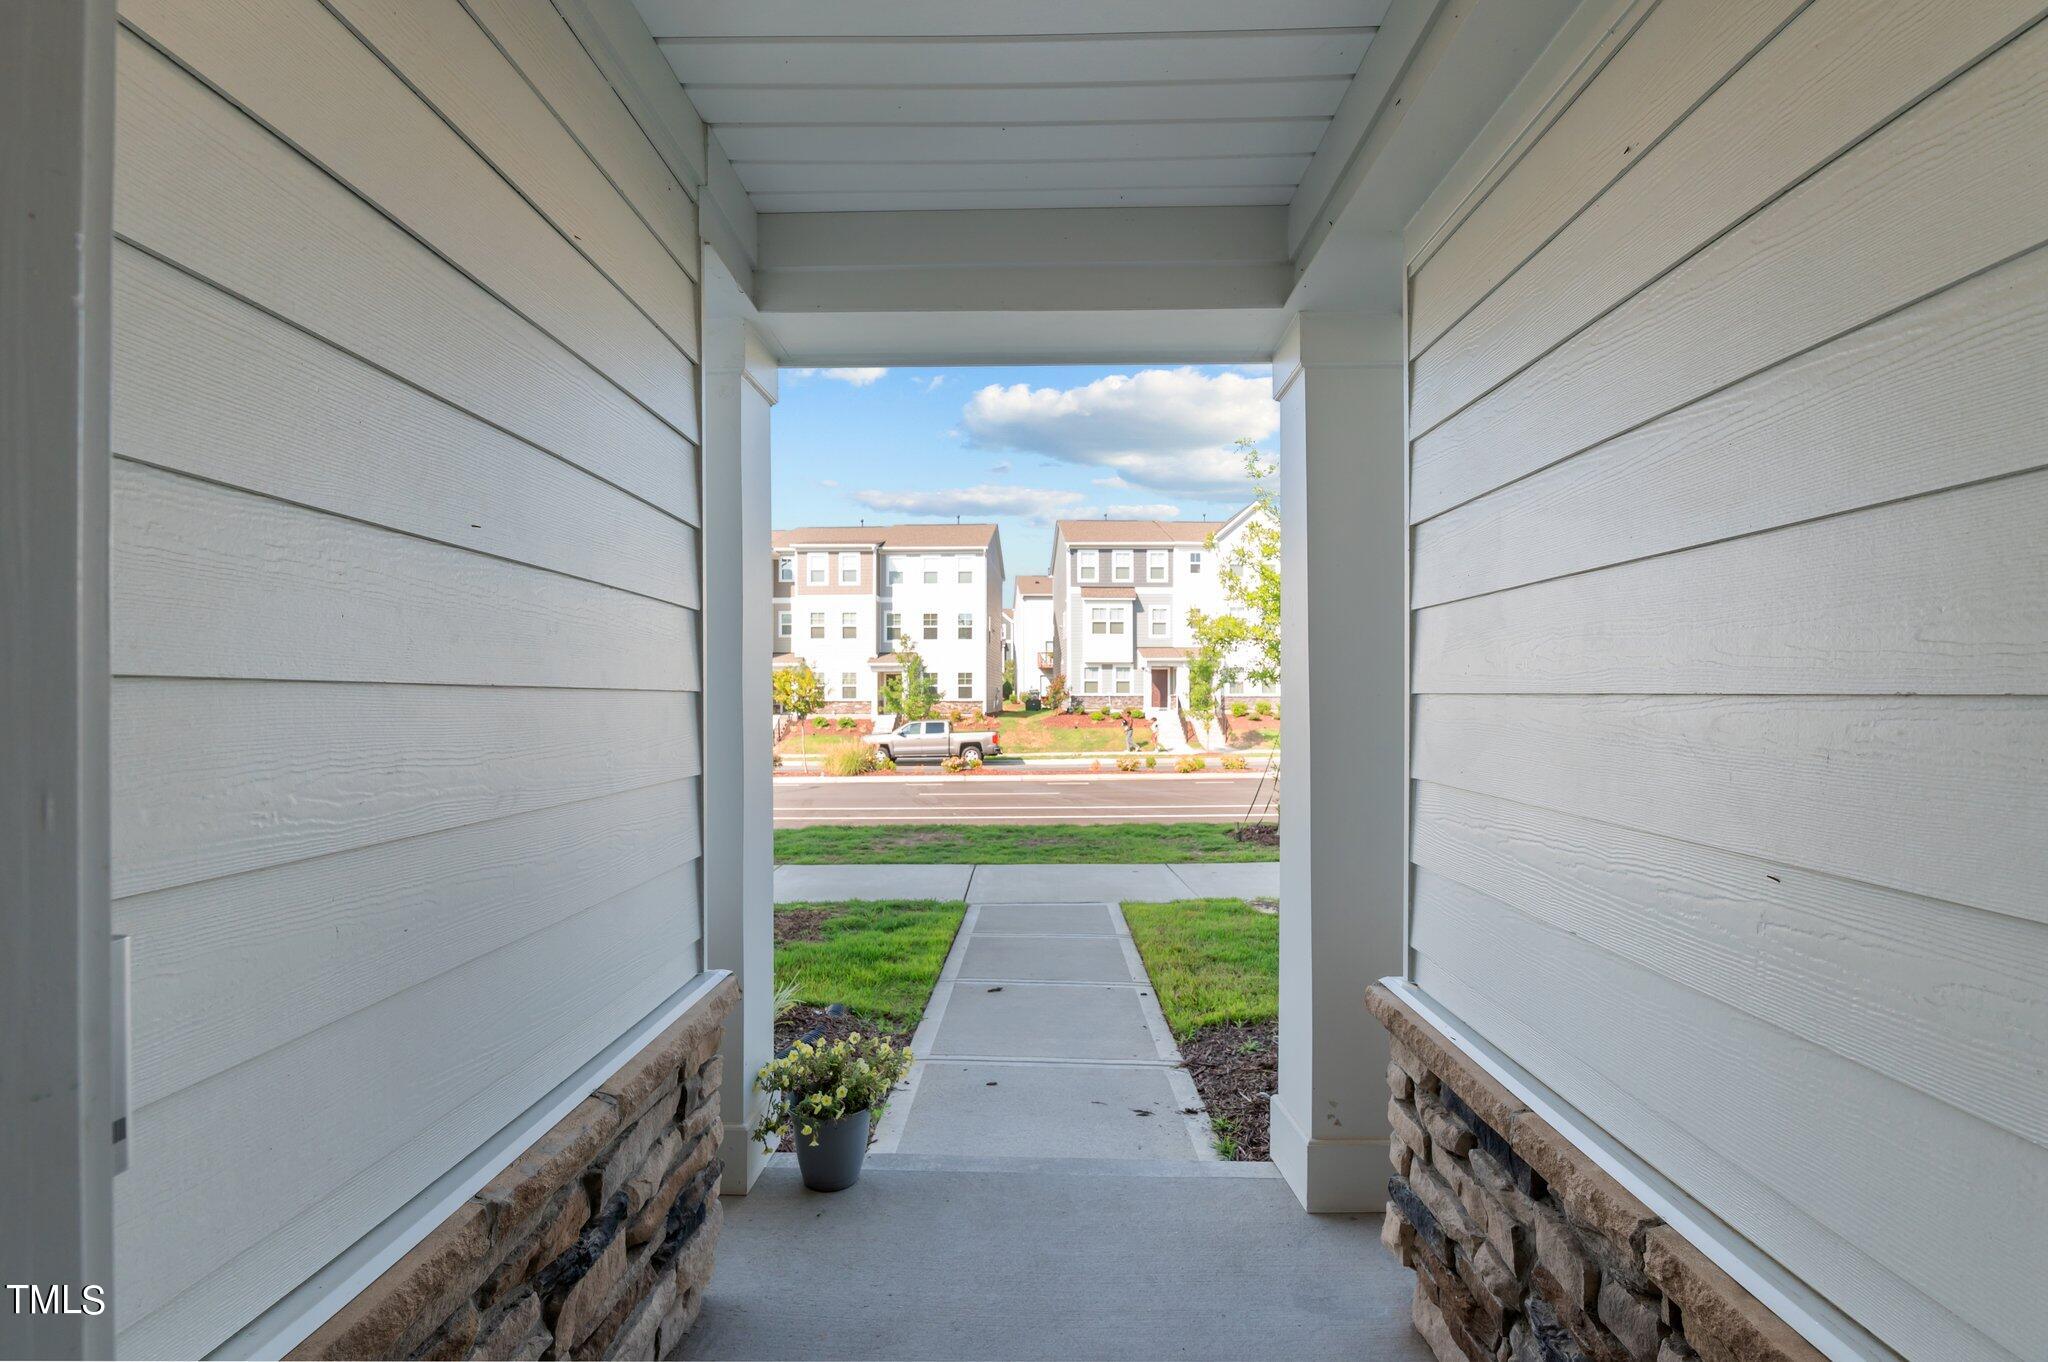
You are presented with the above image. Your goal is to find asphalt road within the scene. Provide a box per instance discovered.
[773,772,1278,826]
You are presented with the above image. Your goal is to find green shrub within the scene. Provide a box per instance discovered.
[1230,701,1249,717]
[1145,755,1159,770]
[1253,701,1273,717]
[1221,754,1248,772]
[823,746,876,777]
[1116,754,1142,772]
[1091,707,1111,721]
[836,716,857,730]
[1176,755,1209,773]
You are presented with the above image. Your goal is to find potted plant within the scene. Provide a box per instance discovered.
[752,1032,912,1191]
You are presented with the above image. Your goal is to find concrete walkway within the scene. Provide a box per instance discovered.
[684,864,1427,1360]
[871,896,1214,1161]
[773,860,1280,904]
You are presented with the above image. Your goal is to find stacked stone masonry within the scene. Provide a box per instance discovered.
[1366,986,1825,1362]
[290,978,738,1361]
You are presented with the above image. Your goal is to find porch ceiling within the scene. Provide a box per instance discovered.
[632,0,1390,214]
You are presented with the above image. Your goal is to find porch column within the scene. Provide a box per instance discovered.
[1270,312,1406,1212]
[700,311,777,1193]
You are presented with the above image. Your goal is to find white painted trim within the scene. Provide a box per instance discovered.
[1379,978,1896,1362]
[1402,0,1647,268]
[1,4,116,1356]
[211,970,730,1362]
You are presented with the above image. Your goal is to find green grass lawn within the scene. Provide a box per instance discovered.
[774,822,1278,864]
[773,899,966,1028]
[1121,899,1278,1034]
[989,706,1156,752]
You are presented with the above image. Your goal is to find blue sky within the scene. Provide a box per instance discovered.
[774,363,1276,595]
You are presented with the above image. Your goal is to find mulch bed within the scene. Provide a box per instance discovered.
[1176,1021,1279,1161]
[773,907,844,942]
[1230,823,1280,848]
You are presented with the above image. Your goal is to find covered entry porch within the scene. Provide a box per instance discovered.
[7,1,2042,1359]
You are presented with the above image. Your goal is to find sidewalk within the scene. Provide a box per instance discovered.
[772,860,1280,904]
[872,895,1215,1161]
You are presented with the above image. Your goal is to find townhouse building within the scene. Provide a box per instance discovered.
[1010,575,1055,699]
[1046,507,1280,714]
[772,524,1005,715]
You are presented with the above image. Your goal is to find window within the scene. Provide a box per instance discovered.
[888,564,905,586]
[1188,551,1204,575]
[957,559,974,584]
[1076,549,1098,583]
[885,611,901,640]
[1082,666,1102,695]
[777,555,793,583]
[840,672,858,700]
[1090,607,1109,635]
[956,672,974,700]
[841,611,857,639]
[922,562,938,585]
[1111,549,1133,583]
[777,610,792,638]
[1147,550,1168,583]
[1149,605,1169,638]
[806,553,826,585]
[922,612,938,641]
[808,611,825,639]
[957,613,973,640]
[1113,666,1134,695]
[838,552,859,585]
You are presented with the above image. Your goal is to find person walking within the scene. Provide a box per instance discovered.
[1122,713,1136,752]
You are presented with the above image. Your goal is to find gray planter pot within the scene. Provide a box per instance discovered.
[793,1109,871,1192]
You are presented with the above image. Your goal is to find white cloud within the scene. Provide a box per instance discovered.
[960,367,1276,497]
[790,367,889,386]
[818,478,839,489]
[1103,502,1181,519]
[917,375,947,392]
[1091,474,1130,489]
[849,484,1083,522]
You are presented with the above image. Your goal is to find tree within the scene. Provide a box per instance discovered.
[892,636,939,720]
[772,662,825,755]
[1187,439,1281,695]
[1002,657,1017,702]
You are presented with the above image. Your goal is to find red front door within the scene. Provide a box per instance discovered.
[1150,668,1170,707]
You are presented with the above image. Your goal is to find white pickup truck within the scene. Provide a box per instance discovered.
[863,718,1001,765]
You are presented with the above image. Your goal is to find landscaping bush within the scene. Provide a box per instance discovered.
[1145,754,1159,770]
[1253,701,1273,717]
[1116,754,1142,772]
[939,755,965,774]
[823,746,876,777]
[1231,701,1249,717]
[1091,707,1111,721]
[1221,754,1248,771]
[873,755,895,772]
[836,716,857,730]
[1176,755,1209,773]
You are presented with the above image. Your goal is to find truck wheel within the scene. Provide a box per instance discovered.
[876,746,892,762]
[959,744,982,762]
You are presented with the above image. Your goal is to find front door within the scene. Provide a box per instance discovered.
[1150,667,1171,707]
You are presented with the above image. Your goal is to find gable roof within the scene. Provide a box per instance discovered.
[773,523,999,550]
[1055,517,1226,546]
[1013,574,1052,596]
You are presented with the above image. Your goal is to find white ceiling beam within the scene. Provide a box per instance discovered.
[655,32,1375,86]
[632,1,1391,40]
[716,119,1329,164]
[737,156,1310,194]
[686,79,1351,126]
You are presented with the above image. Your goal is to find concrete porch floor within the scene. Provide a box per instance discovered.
[678,1155,1429,1361]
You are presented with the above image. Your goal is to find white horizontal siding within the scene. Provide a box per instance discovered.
[109,0,706,1352]
[1404,5,2048,1358]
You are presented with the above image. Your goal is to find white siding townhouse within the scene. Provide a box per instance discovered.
[1046,506,1281,713]
[773,524,1005,715]
[1009,575,1055,699]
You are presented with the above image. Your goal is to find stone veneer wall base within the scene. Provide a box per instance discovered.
[1366,984,1826,1362]
[290,976,738,1361]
